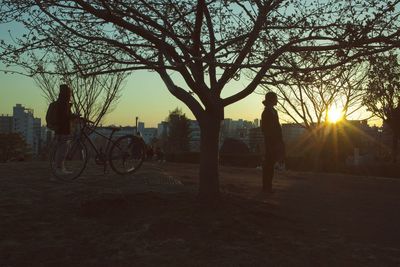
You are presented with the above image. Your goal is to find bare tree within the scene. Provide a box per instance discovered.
[259,56,369,168]
[363,51,400,161]
[34,56,128,126]
[260,57,369,130]
[363,52,400,122]
[1,1,400,202]
[166,108,191,153]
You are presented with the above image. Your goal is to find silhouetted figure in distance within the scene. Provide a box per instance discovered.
[261,92,284,193]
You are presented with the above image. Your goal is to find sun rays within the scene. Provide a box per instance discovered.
[327,106,344,123]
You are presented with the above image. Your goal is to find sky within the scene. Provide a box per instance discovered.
[0,20,265,127]
[0,68,266,128]
[0,8,381,128]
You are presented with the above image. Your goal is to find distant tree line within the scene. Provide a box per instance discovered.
[0,133,30,162]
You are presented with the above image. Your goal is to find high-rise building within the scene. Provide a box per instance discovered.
[137,122,145,134]
[220,118,256,146]
[12,104,42,155]
[142,128,158,144]
[33,118,42,155]
[157,121,168,138]
[189,120,201,151]
[0,114,13,133]
[13,104,34,151]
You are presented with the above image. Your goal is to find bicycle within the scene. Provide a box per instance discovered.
[50,117,146,181]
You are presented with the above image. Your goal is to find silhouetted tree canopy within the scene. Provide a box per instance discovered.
[166,108,191,153]
[0,133,29,162]
[1,0,400,201]
[34,57,128,126]
[363,51,400,161]
[363,51,400,126]
[261,57,368,130]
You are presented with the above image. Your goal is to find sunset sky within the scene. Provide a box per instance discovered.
[0,59,381,127]
[0,66,266,127]
[0,16,381,128]
[0,18,271,127]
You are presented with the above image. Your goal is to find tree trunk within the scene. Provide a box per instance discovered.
[392,133,398,163]
[198,113,221,203]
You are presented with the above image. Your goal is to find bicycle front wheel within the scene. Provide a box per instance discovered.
[109,135,145,175]
[50,138,88,181]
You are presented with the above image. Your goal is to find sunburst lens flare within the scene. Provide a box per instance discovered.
[328,107,343,123]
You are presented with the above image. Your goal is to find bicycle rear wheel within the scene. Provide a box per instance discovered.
[109,135,145,175]
[50,138,88,181]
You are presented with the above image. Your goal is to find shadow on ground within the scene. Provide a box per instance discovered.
[1,161,400,266]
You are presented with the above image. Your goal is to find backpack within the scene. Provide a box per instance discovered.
[46,101,59,131]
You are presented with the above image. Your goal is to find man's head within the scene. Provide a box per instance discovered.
[263,92,278,106]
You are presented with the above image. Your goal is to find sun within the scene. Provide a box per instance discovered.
[327,106,343,123]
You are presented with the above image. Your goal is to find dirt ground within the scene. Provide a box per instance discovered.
[1,161,400,267]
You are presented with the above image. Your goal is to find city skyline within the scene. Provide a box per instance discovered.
[1,70,381,128]
[0,64,381,128]
[0,69,266,128]
[0,99,262,129]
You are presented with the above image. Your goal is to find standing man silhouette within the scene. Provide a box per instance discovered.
[261,92,284,193]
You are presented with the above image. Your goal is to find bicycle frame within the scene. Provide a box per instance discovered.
[75,121,119,160]
[51,118,146,180]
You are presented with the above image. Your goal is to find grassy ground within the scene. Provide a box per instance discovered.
[1,161,400,266]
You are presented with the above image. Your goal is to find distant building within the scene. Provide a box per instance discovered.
[13,104,34,148]
[137,122,145,134]
[12,104,42,155]
[33,118,42,155]
[155,119,201,151]
[0,114,13,133]
[142,128,157,144]
[254,119,259,128]
[220,118,256,146]
[281,123,307,143]
[189,120,201,151]
[157,121,168,138]
[248,127,263,153]
[248,123,307,155]
[94,126,136,140]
